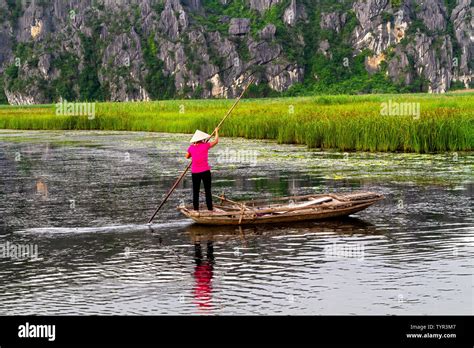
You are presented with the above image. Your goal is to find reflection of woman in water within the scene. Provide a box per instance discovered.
[193,241,214,310]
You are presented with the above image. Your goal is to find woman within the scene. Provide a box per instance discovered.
[185,128,219,211]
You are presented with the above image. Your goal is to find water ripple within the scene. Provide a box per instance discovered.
[0,131,472,315]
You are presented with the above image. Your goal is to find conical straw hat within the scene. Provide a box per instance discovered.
[190,130,210,143]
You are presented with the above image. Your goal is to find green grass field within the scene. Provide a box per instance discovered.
[0,93,472,153]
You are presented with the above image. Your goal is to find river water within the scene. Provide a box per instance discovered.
[0,130,472,315]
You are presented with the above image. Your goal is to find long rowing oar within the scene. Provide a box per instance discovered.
[147,77,255,224]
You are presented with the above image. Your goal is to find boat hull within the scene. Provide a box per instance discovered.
[178,192,383,226]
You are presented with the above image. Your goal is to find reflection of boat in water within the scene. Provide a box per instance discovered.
[178,191,383,226]
[186,216,380,242]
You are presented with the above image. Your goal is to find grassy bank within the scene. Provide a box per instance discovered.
[0,94,472,153]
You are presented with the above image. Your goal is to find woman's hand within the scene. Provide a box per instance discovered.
[210,128,219,148]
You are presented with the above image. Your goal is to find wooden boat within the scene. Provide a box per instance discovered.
[177,191,384,225]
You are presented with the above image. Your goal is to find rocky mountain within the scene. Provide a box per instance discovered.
[0,0,472,104]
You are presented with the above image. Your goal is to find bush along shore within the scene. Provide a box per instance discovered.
[0,94,472,153]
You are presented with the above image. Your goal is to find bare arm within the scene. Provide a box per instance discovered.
[209,128,219,148]
[185,152,191,159]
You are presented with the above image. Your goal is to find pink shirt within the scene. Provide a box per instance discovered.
[187,142,211,173]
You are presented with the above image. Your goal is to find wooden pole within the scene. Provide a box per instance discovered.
[147,77,255,223]
[147,162,192,223]
[199,190,247,208]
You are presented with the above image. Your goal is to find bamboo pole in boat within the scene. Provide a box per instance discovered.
[147,77,255,224]
[199,191,252,210]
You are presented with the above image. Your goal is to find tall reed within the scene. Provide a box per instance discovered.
[0,94,472,153]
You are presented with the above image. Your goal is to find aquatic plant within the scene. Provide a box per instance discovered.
[0,93,472,153]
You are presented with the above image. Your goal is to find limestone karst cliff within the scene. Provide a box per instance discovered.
[0,0,472,104]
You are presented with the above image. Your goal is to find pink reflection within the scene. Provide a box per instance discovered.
[193,241,214,311]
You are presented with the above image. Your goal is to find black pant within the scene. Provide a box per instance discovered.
[192,170,213,210]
